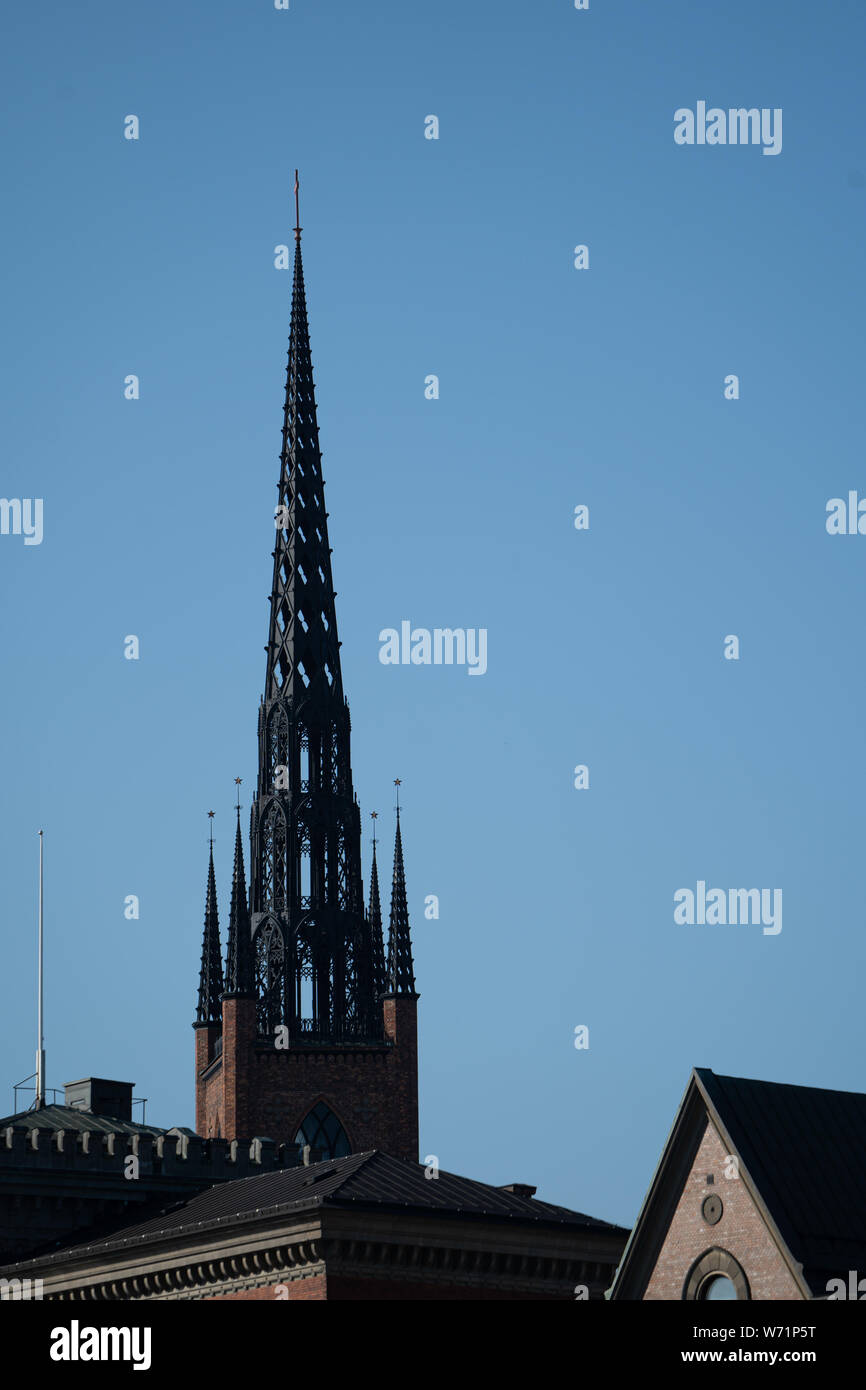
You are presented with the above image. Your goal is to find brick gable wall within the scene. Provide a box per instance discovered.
[644,1118,803,1300]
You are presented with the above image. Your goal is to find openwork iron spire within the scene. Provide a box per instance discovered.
[264,193,342,704]
[368,813,386,998]
[196,820,224,1023]
[248,178,379,1043]
[225,800,253,996]
[386,790,416,996]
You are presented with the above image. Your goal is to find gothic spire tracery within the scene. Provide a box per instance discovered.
[265,214,342,704]
[248,180,379,1043]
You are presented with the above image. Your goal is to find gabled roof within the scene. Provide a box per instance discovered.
[6,1150,627,1271]
[697,1069,866,1292]
[0,1104,164,1138]
[610,1067,866,1300]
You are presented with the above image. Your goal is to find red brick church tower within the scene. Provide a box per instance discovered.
[193,180,419,1161]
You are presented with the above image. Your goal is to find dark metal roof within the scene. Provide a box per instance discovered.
[0,1104,164,1138]
[12,1150,627,1268]
[696,1069,866,1291]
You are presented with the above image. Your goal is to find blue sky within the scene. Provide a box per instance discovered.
[1,0,864,1228]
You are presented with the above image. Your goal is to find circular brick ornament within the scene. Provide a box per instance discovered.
[701,1194,723,1225]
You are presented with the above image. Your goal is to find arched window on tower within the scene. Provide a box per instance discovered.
[293,1101,350,1159]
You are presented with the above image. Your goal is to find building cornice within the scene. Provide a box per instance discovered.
[21,1204,624,1301]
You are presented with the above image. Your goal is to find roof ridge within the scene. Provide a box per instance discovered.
[167,1146,378,1200]
[699,1067,866,1102]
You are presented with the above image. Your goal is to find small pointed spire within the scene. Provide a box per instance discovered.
[225,783,253,995]
[368,812,386,996]
[386,782,416,995]
[196,814,224,1023]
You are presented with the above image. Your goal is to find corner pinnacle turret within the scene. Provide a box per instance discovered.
[224,787,252,997]
[195,816,224,1024]
[368,812,387,997]
[386,784,416,996]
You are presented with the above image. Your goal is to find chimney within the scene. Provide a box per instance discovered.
[64,1078,134,1122]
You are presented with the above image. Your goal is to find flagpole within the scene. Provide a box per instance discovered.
[36,829,45,1109]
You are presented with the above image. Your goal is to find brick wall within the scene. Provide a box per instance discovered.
[201,1274,558,1301]
[205,1275,327,1300]
[220,996,257,1140]
[196,997,419,1159]
[644,1118,803,1300]
[194,1024,221,1136]
[382,995,419,1154]
[326,1276,559,1300]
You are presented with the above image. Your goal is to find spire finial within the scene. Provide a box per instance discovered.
[234,777,242,814]
[208,810,215,845]
[394,778,401,818]
[371,809,378,848]
[294,168,301,242]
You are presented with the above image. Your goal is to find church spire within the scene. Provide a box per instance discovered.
[368,812,386,997]
[194,179,421,1160]
[249,176,377,1043]
[386,783,416,996]
[225,785,252,996]
[196,815,224,1024]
